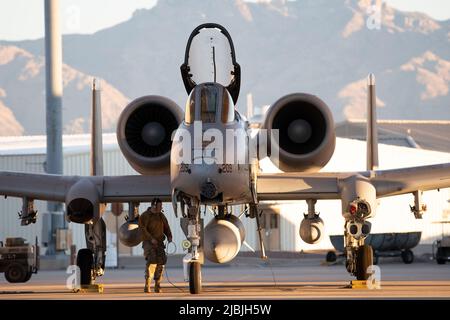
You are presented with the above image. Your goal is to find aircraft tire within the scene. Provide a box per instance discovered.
[189,261,202,294]
[77,248,94,285]
[356,245,373,280]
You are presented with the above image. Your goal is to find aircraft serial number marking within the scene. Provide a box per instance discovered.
[179,163,190,173]
[220,164,233,173]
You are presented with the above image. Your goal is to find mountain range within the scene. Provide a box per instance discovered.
[0,0,449,136]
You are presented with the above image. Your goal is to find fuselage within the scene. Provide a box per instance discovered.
[170,82,253,205]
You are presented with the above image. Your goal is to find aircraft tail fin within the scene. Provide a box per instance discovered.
[90,78,104,176]
[366,73,379,171]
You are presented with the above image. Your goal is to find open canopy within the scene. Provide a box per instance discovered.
[181,23,241,104]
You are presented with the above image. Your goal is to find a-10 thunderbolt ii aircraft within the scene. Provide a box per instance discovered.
[1,23,450,294]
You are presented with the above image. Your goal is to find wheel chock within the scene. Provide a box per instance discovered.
[348,280,380,289]
[72,284,104,293]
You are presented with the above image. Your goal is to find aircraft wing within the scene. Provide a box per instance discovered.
[257,172,343,201]
[0,171,172,203]
[371,163,450,197]
[256,163,450,201]
[102,175,172,202]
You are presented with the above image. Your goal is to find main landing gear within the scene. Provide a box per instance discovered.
[344,220,374,280]
[355,245,374,280]
[76,218,107,288]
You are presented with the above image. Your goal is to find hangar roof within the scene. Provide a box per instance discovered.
[335,120,450,153]
[0,133,118,155]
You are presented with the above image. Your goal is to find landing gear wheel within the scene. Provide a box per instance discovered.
[326,251,337,263]
[189,261,202,294]
[356,245,373,280]
[77,248,94,285]
[5,263,27,283]
[401,249,414,264]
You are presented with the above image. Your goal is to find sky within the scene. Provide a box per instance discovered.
[0,0,449,41]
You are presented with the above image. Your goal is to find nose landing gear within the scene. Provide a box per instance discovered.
[180,198,204,294]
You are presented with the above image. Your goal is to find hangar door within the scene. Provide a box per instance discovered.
[259,205,280,251]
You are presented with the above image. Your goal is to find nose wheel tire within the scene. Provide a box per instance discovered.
[356,245,373,280]
[76,248,94,285]
[189,261,202,294]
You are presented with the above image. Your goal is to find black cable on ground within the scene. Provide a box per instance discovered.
[164,241,185,293]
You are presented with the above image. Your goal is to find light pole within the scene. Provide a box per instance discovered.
[44,0,64,255]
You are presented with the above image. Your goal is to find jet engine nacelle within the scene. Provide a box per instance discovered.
[299,215,324,244]
[118,219,142,247]
[262,93,335,172]
[117,95,183,174]
[66,178,102,224]
[204,215,245,263]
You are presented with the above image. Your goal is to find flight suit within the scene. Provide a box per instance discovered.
[139,207,172,293]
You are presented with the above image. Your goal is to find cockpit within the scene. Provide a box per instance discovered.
[185,83,235,124]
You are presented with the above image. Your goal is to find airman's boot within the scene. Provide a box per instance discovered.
[144,278,151,293]
[154,280,162,293]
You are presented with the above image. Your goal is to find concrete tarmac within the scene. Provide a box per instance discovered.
[1,256,449,299]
